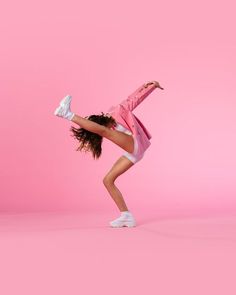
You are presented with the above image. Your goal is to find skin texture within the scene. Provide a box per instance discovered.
[103,156,134,211]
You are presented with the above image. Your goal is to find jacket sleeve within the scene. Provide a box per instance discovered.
[119,83,157,112]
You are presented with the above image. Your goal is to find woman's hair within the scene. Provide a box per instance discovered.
[70,112,117,160]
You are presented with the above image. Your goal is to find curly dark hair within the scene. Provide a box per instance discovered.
[70,112,117,160]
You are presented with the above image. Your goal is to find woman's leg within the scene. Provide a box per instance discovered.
[72,114,135,154]
[103,156,134,212]
[71,114,106,137]
[55,96,134,153]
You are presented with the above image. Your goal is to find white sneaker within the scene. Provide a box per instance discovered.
[109,212,136,228]
[54,94,74,120]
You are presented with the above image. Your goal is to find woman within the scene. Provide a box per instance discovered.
[54,80,164,228]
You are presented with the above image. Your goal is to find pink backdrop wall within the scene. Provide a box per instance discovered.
[1,0,235,215]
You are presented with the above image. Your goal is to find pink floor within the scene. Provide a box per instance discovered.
[0,211,236,295]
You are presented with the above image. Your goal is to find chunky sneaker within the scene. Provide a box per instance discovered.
[109,212,136,228]
[54,94,74,120]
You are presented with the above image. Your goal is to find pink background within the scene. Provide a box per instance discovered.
[0,0,235,216]
[1,1,236,295]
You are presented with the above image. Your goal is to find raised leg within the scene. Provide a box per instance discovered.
[55,97,134,153]
[103,156,134,212]
[71,114,106,136]
[103,128,135,154]
[72,114,135,154]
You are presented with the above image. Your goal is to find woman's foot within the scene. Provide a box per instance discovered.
[54,94,75,120]
[109,211,136,228]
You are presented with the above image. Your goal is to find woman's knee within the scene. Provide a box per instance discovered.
[103,174,115,186]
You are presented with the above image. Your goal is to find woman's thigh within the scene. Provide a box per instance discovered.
[103,128,135,153]
[103,156,134,183]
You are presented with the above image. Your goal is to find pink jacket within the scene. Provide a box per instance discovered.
[106,83,157,157]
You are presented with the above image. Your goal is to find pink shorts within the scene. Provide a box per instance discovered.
[122,135,144,164]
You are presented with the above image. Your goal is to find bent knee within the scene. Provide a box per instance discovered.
[103,175,115,186]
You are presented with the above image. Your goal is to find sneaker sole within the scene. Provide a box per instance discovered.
[110,221,136,228]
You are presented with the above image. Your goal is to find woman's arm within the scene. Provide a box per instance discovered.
[119,82,158,112]
[106,81,164,114]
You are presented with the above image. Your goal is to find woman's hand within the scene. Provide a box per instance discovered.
[144,81,164,90]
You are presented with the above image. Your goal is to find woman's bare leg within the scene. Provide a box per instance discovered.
[71,114,106,136]
[103,156,134,212]
[71,114,135,154]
